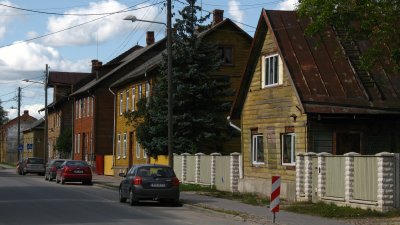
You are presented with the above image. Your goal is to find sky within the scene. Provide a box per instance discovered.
[0,0,297,120]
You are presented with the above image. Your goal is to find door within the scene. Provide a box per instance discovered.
[335,132,361,155]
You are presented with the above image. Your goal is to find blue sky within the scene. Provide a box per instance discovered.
[0,0,296,119]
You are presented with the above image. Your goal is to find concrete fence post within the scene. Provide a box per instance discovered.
[296,153,305,201]
[195,153,204,184]
[230,152,240,193]
[304,152,316,201]
[344,152,359,202]
[210,152,221,187]
[317,152,331,199]
[181,153,190,183]
[377,152,395,212]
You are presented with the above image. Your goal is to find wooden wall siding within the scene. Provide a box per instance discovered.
[114,79,152,170]
[241,29,307,181]
[94,89,114,155]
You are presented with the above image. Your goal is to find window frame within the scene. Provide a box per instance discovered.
[132,87,136,111]
[261,54,282,88]
[251,133,265,165]
[123,132,127,158]
[119,92,123,115]
[219,46,234,66]
[125,90,130,112]
[117,134,121,159]
[281,133,296,166]
[136,140,141,159]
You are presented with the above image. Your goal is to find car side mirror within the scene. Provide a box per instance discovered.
[119,173,126,177]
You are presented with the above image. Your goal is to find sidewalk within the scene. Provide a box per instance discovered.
[91,173,350,225]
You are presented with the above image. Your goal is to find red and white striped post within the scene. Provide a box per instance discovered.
[270,175,281,223]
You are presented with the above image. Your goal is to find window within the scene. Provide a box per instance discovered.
[143,148,147,158]
[86,97,90,117]
[282,133,296,165]
[138,84,142,100]
[117,134,121,158]
[145,82,150,98]
[77,133,81,154]
[119,93,123,115]
[83,98,86,117]
[75,101,78,119]
[132,87,136,111]
[262,54,282,88]
[90,97,94,116]
[219,46,233,65]
[80,99,84,118]
[126,90,130,112]
[251,133,264,164]
[136,140,141,159]
[123,133,127,158]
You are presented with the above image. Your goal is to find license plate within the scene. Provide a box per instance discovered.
[150,183,165,188]
[74,170,83,174]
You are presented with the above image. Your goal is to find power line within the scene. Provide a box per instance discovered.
[0,1,165,49]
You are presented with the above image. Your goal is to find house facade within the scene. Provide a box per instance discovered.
[230,9,400,201]
[22,119,44,159]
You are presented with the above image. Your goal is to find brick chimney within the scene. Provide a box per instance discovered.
[23,110,29,116]
[91,59,102,73]
[146,31,155,46]
[212,9,224,26]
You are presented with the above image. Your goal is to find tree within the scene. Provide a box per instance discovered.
[56,128,72,158]
[125,0,232,158]
[0,100,8,126]
[298,0,400,71]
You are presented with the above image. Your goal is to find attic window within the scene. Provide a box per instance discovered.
[261,54,283,88]
[219,46,233,65]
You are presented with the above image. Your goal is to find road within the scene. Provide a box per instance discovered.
[0,168,258,225]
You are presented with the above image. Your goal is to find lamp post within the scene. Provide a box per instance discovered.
[22,64,48,162]
[124,0,174,167]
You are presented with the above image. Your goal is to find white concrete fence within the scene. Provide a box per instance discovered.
[296,152,400,212]
[173,152,241,192]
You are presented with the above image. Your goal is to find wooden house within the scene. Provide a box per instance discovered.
[109,9,253,174]
[22,118,44,159]
[230,10,400,201]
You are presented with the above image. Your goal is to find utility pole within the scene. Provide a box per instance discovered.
[44,64,48,162]
[17,87,21,161]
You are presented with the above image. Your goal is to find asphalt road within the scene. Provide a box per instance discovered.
[0,168,258,225]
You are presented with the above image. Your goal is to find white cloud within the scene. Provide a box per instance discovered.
[43,0,161,47]
[6,104,44,120]
[0,0,17,39]
[278,0,298,10]
[26,31,39,39]
[228,0,244,28]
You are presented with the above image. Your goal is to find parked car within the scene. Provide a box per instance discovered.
[118,164,180,206]
[16,159,23,175]
[45,159,66,181]
[56,160,92,185]
[21,157,45,176]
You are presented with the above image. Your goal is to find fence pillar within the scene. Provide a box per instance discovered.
[195,153,204,184]
[317,152,331,199]
[210,152,221,187]
[181,153,190,183]
[377,152,395,212]
[230,152,240,192]
[296,153,305,201]
[304,152,316,201]
[344,152,359,202]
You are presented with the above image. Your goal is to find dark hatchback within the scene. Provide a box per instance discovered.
[119,164,180,206]
[45,159,66,181]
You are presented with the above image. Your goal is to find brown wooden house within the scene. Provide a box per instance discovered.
[230,9,400,201]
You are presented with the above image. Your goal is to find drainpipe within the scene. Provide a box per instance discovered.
[227,116,241,132]
[88,91,95,168]
[108,87,117,175]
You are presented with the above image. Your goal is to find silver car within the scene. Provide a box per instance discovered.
[22,157,45,176]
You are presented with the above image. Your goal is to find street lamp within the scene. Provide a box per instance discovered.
[22,64,48,162]
[124,0,173,167]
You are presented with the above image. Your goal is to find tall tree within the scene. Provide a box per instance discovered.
[298,0,400,71]
[56,128,72,158]
[0,100,8,126]
[126,0,232,157]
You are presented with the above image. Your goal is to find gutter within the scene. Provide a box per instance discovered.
[227,116,241,132]
[108,87,117,174]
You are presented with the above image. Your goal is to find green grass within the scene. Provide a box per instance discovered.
[284,202,400,218]
[180,183,269,206]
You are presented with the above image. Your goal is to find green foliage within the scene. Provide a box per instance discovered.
[0,100,8,126]
[125,0,232,158]
[56,128,72,154]
[298,0,400,70]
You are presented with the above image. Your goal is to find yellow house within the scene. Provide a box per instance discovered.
[22,119,45,159]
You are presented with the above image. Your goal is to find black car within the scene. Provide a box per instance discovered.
[45,159,66,181]
[118,164,180,206]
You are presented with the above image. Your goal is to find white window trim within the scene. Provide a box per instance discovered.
[261,54,283,88]
[138,84,142,100]
[252,134,265,165]
[123,133,127,158]
[117,134,121,159]
[282,133,296,166]
[136,140,141,159]
[145,82,150,98]
[77,133,81,154]
[126,90,129,112]
[119,93,123,115]
[132,87,136,112]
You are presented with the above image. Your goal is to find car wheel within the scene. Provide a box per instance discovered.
[61,176,65,185]
[129,189,138,206]
[45,174,48,180]
[119,188,126,203]
[83,180,92,185]
[171,198,181,207]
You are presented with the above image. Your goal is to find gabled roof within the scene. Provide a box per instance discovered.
[23,118,44,133]
[105,44,143,66]
[48,72,91,87]
[1,112,37,130]
[198,18,252,41]
[231,9,400,119]
[71,38,166,97]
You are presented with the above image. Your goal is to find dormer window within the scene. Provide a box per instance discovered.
[261,54,282,88]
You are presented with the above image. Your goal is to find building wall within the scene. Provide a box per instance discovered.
[239,28,307,201]
[73,96,94,161]
[94,88,114,156]
[48,111,61,159]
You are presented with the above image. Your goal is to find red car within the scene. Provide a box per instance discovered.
[56,160,92,185]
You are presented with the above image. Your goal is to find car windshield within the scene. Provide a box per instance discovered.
[137,167,175,178]
[66,161,88,167]
[27,158,44,164]
[53,161,64,166]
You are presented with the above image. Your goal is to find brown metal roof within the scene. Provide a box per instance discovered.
[231,9,400,119]
[48,72,91,86]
